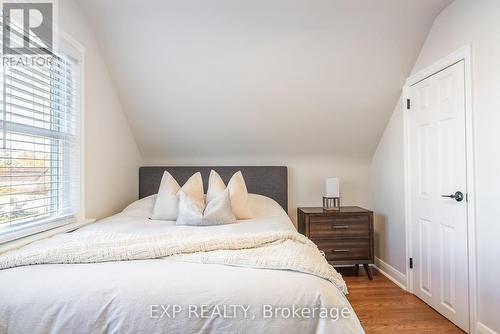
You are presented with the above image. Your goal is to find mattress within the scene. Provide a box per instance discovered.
[0,194,364,334]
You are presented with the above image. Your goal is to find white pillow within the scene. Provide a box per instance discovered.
[123,194,156,216]
[206,170,253,219]
[150,171,204,220]
[176,189,236,226]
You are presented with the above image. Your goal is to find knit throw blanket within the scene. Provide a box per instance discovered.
[0,230,347,294]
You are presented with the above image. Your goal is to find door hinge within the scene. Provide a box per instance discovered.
[409,258,413,269]
[406,99,411,110]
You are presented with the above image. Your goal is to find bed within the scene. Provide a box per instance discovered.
[0,166,364,334]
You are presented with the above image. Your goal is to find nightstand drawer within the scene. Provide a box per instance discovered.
[309,216,369,238]
[313,239,370,261]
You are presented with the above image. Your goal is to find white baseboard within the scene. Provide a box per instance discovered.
[373,257,407,290]
[477,322,498,334]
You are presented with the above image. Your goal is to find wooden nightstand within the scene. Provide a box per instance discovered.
[297,206,374,279]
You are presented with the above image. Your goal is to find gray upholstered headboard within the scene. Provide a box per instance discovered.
[139,166,288,211]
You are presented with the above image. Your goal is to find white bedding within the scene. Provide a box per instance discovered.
[0,194,364,334]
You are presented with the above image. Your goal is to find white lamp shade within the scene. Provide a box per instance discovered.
[325,178,340,198]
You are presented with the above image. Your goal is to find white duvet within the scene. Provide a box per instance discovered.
[0,194,364,334]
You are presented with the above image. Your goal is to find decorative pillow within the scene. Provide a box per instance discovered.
[150,171,204,220]
[206,170,253,219]
[176,189,236,226]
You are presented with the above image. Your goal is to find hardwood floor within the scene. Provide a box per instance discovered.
[338,267,465,333]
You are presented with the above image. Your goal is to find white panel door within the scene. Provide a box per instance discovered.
[408,60,469,331]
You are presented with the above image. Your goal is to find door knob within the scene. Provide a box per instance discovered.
[441,191,464,202]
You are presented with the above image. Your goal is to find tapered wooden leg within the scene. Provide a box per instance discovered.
[354,264,359,276]
[363,264,373,280]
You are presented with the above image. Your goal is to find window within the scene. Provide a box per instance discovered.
[0,31,81,242]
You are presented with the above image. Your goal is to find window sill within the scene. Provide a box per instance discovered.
[0,218,96,254]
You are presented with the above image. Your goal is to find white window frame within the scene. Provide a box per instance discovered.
[0,29,88,245]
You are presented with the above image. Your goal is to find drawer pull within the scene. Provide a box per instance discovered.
[333,249,350,253]
[332,225,349,229]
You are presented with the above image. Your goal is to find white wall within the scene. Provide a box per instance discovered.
[77,0,451,164]
[145,156,372,225]
[370,98,406,278]
[371,0,500,332]
[58,0,143,219]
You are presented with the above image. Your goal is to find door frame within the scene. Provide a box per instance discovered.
[402,44,477,333]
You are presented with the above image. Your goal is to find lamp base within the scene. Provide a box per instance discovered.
[323,197,340,211]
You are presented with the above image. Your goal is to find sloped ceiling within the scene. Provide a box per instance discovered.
[77,0,452,160]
